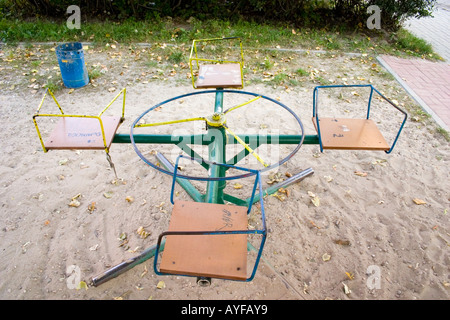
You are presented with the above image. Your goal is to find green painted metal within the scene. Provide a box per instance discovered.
[113,133,319,146]
[91,241,165,286]
[204,90,227,204]
[156,152,204,203]
[94,89,315,286]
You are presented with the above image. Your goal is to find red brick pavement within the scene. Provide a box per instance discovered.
[378,55,450,131]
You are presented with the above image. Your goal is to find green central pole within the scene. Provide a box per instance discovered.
[204,89,226,204]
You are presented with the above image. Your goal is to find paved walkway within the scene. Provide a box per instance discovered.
[378,55,450,131]
[404,0,450,62]
[377,1,450,132]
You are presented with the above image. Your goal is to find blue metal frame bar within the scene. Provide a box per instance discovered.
[312,84,408,154]
[154,154,267,282]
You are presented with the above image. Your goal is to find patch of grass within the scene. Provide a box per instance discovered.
[394,29,437,59]
[168,48,185,64]
[263,56,273,70]
[44,79,62,92]
[271,72,289,85]
[0,17,442,61]
[314,76,331,85]
[295,68,309,77]
[88,66,101,80]
[436,128,450,142]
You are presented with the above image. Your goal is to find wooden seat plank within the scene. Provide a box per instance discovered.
[195,63,242,89]
[313,117,389,151]
[44,116,122,150]
[160,200,248,280]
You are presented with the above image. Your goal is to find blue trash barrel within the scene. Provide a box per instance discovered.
[56,42,89,88]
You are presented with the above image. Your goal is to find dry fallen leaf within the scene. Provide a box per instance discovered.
[267,172,284,185]
[76,281,88,290]
[413,198,426,205]
[233,183,243,189]
[322,253,331,261]
[87,201,96,213]
[278,187,290,197]
[308,191,320,207]
[345,272,354,280]
[140,265,148,278]
[103,191,113,199]
[136,226,150,239]
[334,239,351,246]
[69,194,81,207]
[342,282,351,295]
[125,196,134,203]
[354,171,368,177]
[272,192,286,202]
[156,280,165,289]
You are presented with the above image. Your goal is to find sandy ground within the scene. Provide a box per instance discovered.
[0,46,449,301]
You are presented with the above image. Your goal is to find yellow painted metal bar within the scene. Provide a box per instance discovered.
[33,88,127,154]
[224,125,269,167]
[224,96,261,114]
[190,57,241,64]
[33,88,65,153]
[189,40,198,88]
[33,114,109,152]
[189,37,244,89]
[239,39,244,87]
[35,88,64,114]
[134,117,206,128]
[32,115,47,152]
[98,88,126,118]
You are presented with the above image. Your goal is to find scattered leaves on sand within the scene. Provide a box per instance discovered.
[140,265,148,278]
[342,282,351,295]
[69,193,82,207]
[413,198,426,205]
[278,187,290,197]
[334,239,351,246]
[87,201,96,213]
[345,272,354,280]
[155,202,167,214]
[103,191,113,199]
[272,191,286,202]
[156,280,165,289]
[308,191,320,207]
[76,281,88,290]
[136,226,150,239]
[267,172,284,185]
[372,159,387,166]
[111,178,127,185]
[309,220,320,229]
[118,232,129,250]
